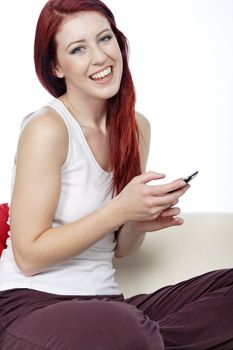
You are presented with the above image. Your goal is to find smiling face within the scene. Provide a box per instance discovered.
[54,11,123,102]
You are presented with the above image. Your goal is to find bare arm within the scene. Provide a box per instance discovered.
[10,111,125,276]
[114,112,190,258]
[114,112,150,258]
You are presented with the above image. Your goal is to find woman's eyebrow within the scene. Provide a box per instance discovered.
[65,28,111,51]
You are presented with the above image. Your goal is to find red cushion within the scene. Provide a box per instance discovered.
[0,203,10,256]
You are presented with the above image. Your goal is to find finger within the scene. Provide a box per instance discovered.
[168,184,190,199]
[149,184,189,209]
[161,207,181,217]
[134,171,166,185]
[162,183,190,201]
[172,216,184,225]
[161,216,184,227]
[150,216,184,230]
[148,178,187,196]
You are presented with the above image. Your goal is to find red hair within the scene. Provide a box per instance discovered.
[34,0,142,196]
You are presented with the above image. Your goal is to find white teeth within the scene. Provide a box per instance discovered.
[91,67,112,80]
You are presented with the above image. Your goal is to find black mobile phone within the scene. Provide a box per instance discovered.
[183,171,198,184]
[168,171,198,193]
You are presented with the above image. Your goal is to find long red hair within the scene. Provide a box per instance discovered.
[34,0,142,196]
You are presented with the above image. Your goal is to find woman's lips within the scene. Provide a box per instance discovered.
[90,66,113,82]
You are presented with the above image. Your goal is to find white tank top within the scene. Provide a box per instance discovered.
[0,99,120,295]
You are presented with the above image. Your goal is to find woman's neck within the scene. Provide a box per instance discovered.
[59,92,108,132]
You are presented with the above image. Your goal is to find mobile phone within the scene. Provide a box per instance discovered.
[168,170,198,193]
[183,171,198,184]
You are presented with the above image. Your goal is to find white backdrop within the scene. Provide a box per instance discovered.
[0,1,232,212]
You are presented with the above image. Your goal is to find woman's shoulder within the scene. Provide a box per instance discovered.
[135,111,151,172]
[19,106,68,143]
[135,111,150,124]
[16,106,69,167]
[135,111,151,141]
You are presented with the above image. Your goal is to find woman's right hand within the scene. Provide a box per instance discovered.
[115,171,190,223]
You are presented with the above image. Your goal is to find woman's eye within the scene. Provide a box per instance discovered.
[70,46,86,55]
[99,35,113,43]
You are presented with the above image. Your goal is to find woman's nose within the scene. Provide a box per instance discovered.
[90,45,107,65]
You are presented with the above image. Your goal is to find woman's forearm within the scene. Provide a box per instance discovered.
[114,221,147,258]
[15,197,125,276]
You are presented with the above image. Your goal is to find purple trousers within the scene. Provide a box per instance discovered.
[0,269,233,349]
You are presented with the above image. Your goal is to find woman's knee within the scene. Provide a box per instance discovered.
[8,298,164,350]
[75,299,164,350]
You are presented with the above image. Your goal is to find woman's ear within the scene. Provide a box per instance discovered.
[53,64,64,79]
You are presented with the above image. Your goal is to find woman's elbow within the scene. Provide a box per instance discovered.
[12,244,36,277]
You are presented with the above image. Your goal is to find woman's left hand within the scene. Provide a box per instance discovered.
[133,206,184,233]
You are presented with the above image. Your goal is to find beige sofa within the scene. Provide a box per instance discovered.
[113,213,233,297]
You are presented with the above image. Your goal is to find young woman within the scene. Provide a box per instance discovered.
[0,1,232,349]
